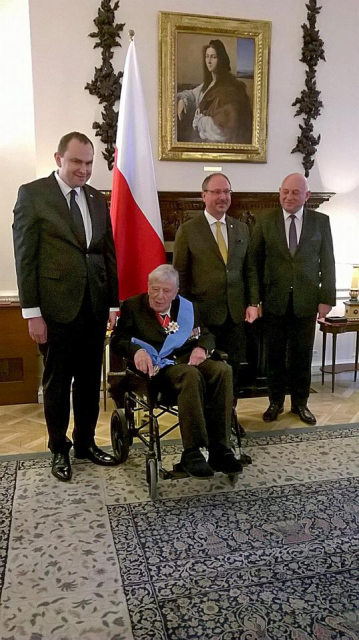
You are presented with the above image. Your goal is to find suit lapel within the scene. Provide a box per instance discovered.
[227,217,237,260]
[274,209,291,259]
[84,185,99,248]
[296,208,312,253]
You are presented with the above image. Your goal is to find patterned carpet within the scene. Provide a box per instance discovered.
[1,425,359,639]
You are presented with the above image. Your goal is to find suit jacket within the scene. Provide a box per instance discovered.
[13,172,119,323]
[173,212,259,325]
[249,207,336,317]
[111,294,215,364]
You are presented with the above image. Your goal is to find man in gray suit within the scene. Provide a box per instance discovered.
[173,172,259,404]
[250,173,336,425]
[13,132,119,481]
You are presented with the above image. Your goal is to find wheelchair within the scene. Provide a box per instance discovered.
[108,350,252,501]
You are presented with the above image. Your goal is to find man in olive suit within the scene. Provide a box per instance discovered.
[13,132,119,481]
[173,172,259,403]
[250,173,336,425]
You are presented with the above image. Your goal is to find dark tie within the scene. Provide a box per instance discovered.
[289,214,297,256]
[69,189,87,248]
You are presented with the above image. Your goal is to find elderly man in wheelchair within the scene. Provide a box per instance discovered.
[111,264,243,479]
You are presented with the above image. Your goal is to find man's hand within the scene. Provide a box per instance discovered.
[318,304,332,319]
[107,311,117,331]
[134,349,153,376]
[245,305,258,323]
[188,346,207,366]
[28,317,47,344]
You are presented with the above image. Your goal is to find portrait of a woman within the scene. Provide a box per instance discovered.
[177,39,253,145]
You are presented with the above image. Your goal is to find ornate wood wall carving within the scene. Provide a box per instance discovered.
[103,189,335,246]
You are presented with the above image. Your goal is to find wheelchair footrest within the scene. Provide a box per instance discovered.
[158,463,189,480]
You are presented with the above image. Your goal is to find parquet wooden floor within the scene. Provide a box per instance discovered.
[1,373,359,455]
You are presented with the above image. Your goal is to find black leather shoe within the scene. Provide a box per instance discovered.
[181,449,214,478]
[208,450,243,475]
[291,405,316,425]
[74,444,119,466]
[52,452,72,482]
[262,402,284,422]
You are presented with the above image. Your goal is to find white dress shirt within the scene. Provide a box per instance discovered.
[282,206,304,248]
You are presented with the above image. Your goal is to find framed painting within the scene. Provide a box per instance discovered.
[159,12,271,162]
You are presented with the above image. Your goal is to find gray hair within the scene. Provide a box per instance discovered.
[148,264,179,287]
[202,172,231,191]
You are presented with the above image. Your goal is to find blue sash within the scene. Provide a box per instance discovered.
[131,296,194,369]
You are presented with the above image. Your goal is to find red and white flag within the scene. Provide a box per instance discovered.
[110,39,166,300]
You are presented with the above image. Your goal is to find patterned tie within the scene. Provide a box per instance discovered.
[289,214,297,256]
[216,221,228,264]
[70,189,87,248]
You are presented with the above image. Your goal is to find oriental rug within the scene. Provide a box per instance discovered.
[1,424,359,639]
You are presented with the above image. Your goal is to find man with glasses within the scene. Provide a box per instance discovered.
[173,172,259,412]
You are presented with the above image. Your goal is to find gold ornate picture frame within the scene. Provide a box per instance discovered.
[159,12,271,163]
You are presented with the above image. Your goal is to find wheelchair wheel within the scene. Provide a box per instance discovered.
[111,409,130,463]
[147,457,157,501]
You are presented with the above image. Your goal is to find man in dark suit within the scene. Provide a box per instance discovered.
[111,264,242,478]
[250,173,336,425]
[13,131,119,481]
[173,172,259,405]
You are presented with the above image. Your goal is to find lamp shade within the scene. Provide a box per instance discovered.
[351,265,359,290]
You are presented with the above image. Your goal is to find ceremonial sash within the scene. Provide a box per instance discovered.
[131,296,194,369]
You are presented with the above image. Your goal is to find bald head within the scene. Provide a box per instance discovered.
[279,173,311,214]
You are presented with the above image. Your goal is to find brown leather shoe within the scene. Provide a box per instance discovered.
[291,405,316,425]
[262,402,284,422]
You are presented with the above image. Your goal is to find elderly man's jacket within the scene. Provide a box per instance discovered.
[111,294,215,364]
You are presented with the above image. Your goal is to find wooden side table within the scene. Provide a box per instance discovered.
[0,302,38,404]
[318,319,359,392]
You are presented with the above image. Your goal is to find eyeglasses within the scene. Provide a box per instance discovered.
[204,189,233,196]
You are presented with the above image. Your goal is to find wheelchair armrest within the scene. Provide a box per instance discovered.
[210,349,229,362]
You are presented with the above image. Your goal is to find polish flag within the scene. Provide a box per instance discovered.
[110,39,166,300]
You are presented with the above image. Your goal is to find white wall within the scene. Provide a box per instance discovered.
[2,0,359,365]
[0,0,36,295]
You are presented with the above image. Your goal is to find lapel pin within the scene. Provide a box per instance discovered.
[89,194,94,198]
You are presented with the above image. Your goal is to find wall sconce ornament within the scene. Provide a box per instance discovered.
[344,265,359,321]
[85,0,125,170]
[291,0,325,177]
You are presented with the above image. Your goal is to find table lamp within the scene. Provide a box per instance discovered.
[344,265,359,321]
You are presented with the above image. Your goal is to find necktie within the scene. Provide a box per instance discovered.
[69,189,87,248]
[288,214,297,256]
[216,221,228,263]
